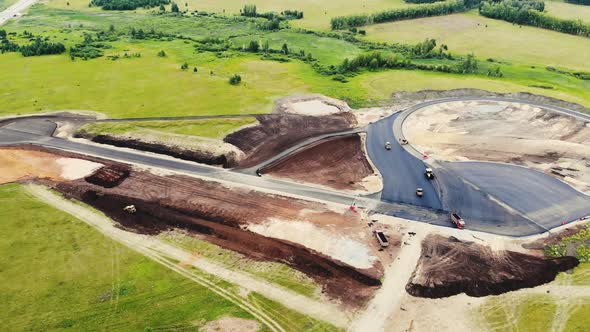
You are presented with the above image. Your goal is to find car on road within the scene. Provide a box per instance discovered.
[416,187,423,197]
[425,168,434,179]
[385,141,391,150]
[451,213,465,229]
[373,230,389,247]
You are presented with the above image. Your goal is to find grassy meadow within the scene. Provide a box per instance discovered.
[0,183,253,330]
[78,117,257,137]
[363,10,590,71]
[544,1,590,23]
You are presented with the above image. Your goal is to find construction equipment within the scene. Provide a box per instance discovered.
[385,141,391,150]
[400,138,408,145]
[450,213,465,229]
[373,230,389,247]
[416,187,423,197]
[425,168,434,179]
[123,205,136,214]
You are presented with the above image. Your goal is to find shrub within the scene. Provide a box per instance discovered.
[229,74,242,85]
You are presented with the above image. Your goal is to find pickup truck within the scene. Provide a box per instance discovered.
[374,230,389,247]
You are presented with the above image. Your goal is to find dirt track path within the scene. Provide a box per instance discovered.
[348,230,425,332]
[27,184,350,330]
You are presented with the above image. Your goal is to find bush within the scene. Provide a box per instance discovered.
[229,74,242,85]
[89,0,170,10]
[19,37,66,57]
[157,50,166,57]
[180,62,189,70]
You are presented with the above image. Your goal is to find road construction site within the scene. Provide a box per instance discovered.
[1,92,590,331]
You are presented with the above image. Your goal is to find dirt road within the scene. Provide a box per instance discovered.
[27,184,350,328]
[348,229,425,332]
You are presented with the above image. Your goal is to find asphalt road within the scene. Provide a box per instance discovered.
[0,0,38,25]
[366,113,442,210]
[2,96,589,236]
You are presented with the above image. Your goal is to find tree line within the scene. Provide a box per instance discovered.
[404,0,446,3]
[330,0,481,29]
[89,0,170,10]
[479,1,590,37]
[565,0,590,5]
[240,4,303,20]
[0,30,66,56]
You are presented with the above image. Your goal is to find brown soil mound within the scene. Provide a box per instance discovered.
[54,170,382,305]
[84,165,130,188]
[406,235,578,298]
[262,134,374,191]
[75,133,239,168]
[225,113,357,168]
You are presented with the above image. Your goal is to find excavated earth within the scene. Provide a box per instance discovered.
[49,163,383,305]
[261,134,374,191]
[74,132,241,168]
[406,235,579,298]
[225,113,357,168]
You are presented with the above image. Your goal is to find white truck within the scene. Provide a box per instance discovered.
[374,230,389,247]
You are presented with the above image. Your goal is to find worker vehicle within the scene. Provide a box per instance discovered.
[385,141,391,150]
[450,213,465,229]
[416,187,424,197]
[123,205,137,214]
[425,168,434,179]
[400,138,408,145]
[255,169,262,177]
[374,230,389,247]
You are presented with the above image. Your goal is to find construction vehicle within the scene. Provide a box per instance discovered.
[400,138,408,145]
[416,187,423,197]
[374,230,389,247]
[385,141,391,150]
[425,168,434,180]
[123,205,136,214]
[450,213,465,229]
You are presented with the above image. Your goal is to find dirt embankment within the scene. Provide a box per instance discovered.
[53,168,383,305]
[225,113,357,168]
[406,235,578,298]
[261,134,376,191]
[75,132,241,168]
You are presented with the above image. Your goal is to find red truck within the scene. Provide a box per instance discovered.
[450,213,465,229]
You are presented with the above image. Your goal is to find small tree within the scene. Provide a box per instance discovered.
[247,40,259,52]
[281,43,289,55]
[229,74,242,85]
[109,24,115,33]
[262,40,269,52]
[242,4,257,17]
[159,4,165,11]
[171,2,180,13]
[157,50,166,57]
[193,67,198,72]
[181,62,189,70]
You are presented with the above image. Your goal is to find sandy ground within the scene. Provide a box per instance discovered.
[201,317,260,332]
[247,219,377,269]
[403,100,590,194]
[27,184,351,328]
[276,95,352,116]
[0,148,102,184]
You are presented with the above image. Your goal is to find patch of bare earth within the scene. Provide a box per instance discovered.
[0,147,102,184]
[225,113,357,168]
[406,234,578,298]
[201,317,260,332]
[47,157,389,306]
[404,100,590,193]
[261,134,378,192]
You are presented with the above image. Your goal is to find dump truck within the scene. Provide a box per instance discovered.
[374,230,389,247]
[425,168,434,179]
[450,213,465,229]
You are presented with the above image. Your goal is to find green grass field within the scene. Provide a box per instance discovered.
[78,117,257,138]
[0,183,253,330]
[545,0,590,23]
[363,10,590,71]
